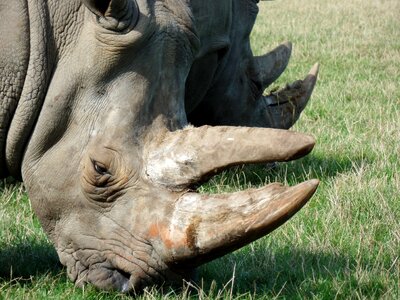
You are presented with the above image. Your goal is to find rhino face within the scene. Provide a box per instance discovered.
[20,0,319,292]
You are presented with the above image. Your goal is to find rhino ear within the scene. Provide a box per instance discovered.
[83,0,114,17]
[82,0,139,31]
[82,0,131,18]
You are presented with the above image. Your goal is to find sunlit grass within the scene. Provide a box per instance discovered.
[1,0,399,298]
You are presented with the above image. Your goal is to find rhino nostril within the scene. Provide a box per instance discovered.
[115,269,131,293]
[106,268,132,292]
[86,266,131,292]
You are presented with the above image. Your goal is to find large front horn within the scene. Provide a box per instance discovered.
[149,179,319,266]
[145,126,315,190]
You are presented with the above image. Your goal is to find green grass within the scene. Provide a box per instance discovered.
[1,0,399,298]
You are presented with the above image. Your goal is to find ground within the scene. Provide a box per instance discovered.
[0,0,399,298]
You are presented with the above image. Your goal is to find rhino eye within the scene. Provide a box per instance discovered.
[93,161,109,175]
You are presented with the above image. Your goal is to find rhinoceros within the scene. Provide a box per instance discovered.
[0,0,319,292]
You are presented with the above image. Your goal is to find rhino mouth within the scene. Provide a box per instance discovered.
[57,221,170,293]
[84,266,132,292]
[68,250,191,293]
[61,247,163,293]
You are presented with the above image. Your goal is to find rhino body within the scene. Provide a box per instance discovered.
[0,0,319,292]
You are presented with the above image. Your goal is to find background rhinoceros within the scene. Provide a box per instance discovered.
[0,0,318,292]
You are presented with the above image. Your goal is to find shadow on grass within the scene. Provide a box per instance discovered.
[203,152,373,191]
[0,241,386,297]
[0,241,62,281]
[198,246,387,298]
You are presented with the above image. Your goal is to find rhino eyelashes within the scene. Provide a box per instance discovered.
[93,160,110,175]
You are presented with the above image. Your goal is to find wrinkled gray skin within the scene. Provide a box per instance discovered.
[0,0,319,292]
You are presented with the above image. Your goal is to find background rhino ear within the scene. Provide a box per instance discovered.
[82,0,128,18]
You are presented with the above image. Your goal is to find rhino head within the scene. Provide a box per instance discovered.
[17,0,319,292]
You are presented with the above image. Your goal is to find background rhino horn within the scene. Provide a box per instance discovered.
[262,63,319,129]
[146,126,315,190]
[252,41,292,90]
[156,179,319,266]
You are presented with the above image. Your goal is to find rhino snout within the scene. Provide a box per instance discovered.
[56,214,172,292]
